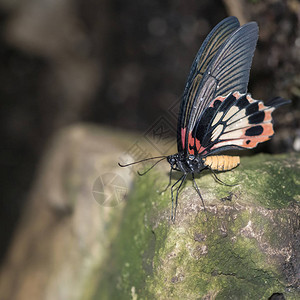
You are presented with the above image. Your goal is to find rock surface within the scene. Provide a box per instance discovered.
[95,143,300,299]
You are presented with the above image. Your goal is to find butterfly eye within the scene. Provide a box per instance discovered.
[167,156,175,165]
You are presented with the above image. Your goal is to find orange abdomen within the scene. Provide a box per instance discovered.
[203,155,240,171]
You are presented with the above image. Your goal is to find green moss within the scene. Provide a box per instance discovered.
[92,171,171,300]
[145,206,288,299]
[214,154,299,209]
[93,153,300,300]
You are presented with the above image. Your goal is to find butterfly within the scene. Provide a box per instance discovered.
[119,16,290,220]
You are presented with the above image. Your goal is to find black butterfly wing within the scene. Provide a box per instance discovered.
[181,21,259,156]
[177,16,240,152]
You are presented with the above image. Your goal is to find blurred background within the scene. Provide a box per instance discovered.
[0,0,299,289]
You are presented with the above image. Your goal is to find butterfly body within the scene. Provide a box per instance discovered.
[167,153,240,175]
[202,155,240,171]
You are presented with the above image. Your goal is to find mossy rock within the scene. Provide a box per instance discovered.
[94,153,300,300]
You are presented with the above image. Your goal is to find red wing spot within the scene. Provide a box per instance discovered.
[239,123,274,148]
[241,136,271,148]
[209,96,226,107]
[181,127,186,149]
[195,138,200,150]
[233,91,242,99]
[264,110,273,122]
[258,102,265,110]
[187,131,203,155]
[262,123,274,136]
[188,131,195,155]
[181,128,203,155]
[246,94,257,104]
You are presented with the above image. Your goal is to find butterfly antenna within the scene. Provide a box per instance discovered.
[210,169,237,187]
[137,157,166,176]
[118,155,167,167]
[192,174,208,221]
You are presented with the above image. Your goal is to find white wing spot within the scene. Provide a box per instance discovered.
[227,108,246,125]
[211,124,223,141]
[212,112,223,126]
[225,118,249,132]
[223,106,239,121]
[221,129,244,140]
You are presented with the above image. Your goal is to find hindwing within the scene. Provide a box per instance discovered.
[184,92,289,155]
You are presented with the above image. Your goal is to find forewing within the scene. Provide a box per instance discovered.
[187,92,290,156]
[177,16,240,152]
[184,21,259,155]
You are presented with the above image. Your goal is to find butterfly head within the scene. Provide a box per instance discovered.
[167,154,178,169]
[167,153,206,174]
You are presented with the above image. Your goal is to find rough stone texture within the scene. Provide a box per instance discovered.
[95,152,300,300]
[0,125,299,300]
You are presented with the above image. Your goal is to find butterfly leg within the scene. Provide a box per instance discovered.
[192,173,208,220]
[171,174,186,221]
[173,174,187,221]
[210,168,237,187]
